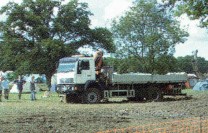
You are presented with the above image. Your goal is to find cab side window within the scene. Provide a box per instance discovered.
[81,60,90,70]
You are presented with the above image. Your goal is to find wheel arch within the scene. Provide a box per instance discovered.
[84,80,105,91]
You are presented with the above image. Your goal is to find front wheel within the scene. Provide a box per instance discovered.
[64,93,81,103]
[84,88,101,104]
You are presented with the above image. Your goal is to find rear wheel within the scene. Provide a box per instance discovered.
[147,87,163,101]
[84,88,101,104]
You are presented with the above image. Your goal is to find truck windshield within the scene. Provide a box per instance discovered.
[57,62,76,72]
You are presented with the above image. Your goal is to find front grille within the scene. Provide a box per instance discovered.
[60,78,74,84]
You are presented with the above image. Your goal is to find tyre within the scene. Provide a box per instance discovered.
[64,93,81,103]
[64,94,70,103]
[84,88,101,104]
[147,87,163,102]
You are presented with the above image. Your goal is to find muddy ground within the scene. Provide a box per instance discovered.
[0,89,208,133]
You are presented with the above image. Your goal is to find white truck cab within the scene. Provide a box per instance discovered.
[56,57,96,92]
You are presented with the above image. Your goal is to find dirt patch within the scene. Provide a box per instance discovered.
[0,90,208,132]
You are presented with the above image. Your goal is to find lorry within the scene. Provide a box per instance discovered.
[56,56,187,103]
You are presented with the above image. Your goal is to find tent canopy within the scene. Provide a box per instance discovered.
[10,82,40,93]
[193,80,208,91]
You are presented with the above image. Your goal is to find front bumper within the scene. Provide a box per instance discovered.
[56,84,76,93]
[56,84,84,94]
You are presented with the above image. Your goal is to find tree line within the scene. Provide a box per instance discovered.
[104,55,208,75]
[0,0,207,88]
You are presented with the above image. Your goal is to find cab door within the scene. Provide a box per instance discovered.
[76,59,96,84]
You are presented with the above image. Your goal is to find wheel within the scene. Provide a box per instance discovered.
[84,88,101,104]
[63,94,70,103]
[64,93,81,103]
[147,87,163,101]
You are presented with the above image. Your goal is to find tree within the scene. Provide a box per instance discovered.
[176,56,208,74]
[104,55,180,74]
[161,0,208,28]
[154,55,178,74]
[104,57,145,73]
[197,57,208,74]
[0,0,115,89]
[176,56,193,73]
[111,0,188,74]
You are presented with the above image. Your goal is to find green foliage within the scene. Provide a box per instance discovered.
[0,0,114,88]
[6,72,16,81]
[104,57,141,74]
[162,0,208,28]
[105,55,208,75]
[171,55,208,74]
[181,1,207,27]
[197,57,208,74]
[111,0,188,74]
[176,56,193,73]
[154,55,178,74]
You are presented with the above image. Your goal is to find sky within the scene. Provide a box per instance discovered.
[0,0,208,60]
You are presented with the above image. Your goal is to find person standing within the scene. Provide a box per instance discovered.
[30,76,36,101]
[0,77,2,102]
[1,77,9,100]
[93,49,103,75]
[14,75,26,100]
[50,74,57,92]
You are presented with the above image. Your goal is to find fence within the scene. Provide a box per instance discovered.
[98,117,208,133]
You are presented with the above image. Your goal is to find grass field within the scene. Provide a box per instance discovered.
[0,89,208,133]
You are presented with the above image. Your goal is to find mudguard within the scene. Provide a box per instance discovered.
[84,80,105,91]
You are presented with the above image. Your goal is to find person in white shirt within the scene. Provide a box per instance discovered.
[30,76,36,101]
[1,77,9,100]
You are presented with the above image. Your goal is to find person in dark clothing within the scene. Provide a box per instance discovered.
[0,77,2,102]
[14,75,26,100]
[30,76,36,101]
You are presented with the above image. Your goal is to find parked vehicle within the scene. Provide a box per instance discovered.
[56,56,187,103]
